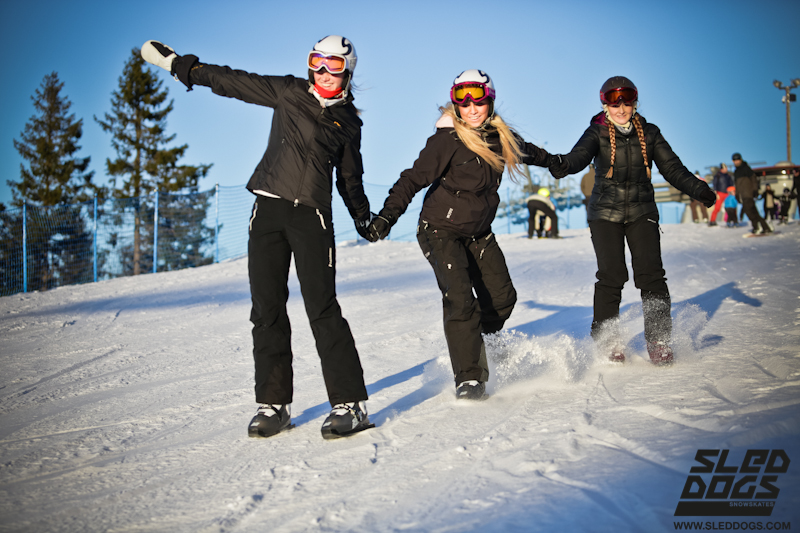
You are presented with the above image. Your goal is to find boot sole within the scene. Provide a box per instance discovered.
[248,423,295,439]
[321,422,375,440]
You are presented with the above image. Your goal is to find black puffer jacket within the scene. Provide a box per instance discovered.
[180,58,369,219]
[562,112,710,223]
[381,117,551,238]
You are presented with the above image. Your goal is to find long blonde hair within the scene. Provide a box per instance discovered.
[439,103,526,181]
[603,109,651,180]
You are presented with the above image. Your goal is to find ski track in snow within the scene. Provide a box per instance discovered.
[1,224,799,532]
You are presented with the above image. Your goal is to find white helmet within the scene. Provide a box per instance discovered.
[308,35,357,94]
[450,69,496,120]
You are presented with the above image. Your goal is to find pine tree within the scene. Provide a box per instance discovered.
[95,48,212,276]
[10,72,98,206]
[5,72,100,292]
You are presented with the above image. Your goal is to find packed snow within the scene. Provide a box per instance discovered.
[1,221,799,532]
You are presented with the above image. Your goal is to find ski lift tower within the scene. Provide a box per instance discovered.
[773,78,800,163]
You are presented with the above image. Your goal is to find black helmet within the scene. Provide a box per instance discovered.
[600,76,638,105]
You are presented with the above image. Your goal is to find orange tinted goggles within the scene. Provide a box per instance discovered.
[308,52,347,74]
[602,87,638,105]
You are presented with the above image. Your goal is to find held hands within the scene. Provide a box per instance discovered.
[366,211,397,242]
[141,40,178,74]
[548,154,570,179]
[699,188,717,208]
[354,212,374,241]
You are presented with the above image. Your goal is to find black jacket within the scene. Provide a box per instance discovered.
[562,113,711,223]
[182,59,369,219]
[381,119,551,238]
[734,161,759,201]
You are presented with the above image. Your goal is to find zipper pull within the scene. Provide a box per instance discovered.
[294,199,299,207]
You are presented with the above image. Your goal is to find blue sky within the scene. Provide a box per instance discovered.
[1,0,799,209]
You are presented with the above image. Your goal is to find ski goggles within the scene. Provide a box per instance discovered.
[307,52,348,74]
[602,87,638,106]
[450,82,495,105]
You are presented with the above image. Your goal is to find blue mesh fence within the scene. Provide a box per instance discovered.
[0,180,699,297]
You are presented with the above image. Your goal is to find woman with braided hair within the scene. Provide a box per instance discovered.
[551,76,716,365]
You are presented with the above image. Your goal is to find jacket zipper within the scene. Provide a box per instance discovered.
[293,107,326,207]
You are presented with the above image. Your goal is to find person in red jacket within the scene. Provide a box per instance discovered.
[367,70,563,400]
[550,76,716,365]
[141,36,374,440]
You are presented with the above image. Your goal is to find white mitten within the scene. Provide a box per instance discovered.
[141,40,177,73]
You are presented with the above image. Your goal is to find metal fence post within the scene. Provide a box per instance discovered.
[22,203,27,293]
[215,183,220,264]
[153,191,158,274]
[506,188,511,234]
[93,196,98,283]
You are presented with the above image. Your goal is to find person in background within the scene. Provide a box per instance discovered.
[791,167,800,220]
[580,164,595,208]
[778,187,795,225]
[549,76,716,365]
[689,170,709,223]
[141,36,375,440]
[760,184,778,223]
[724,186,739,227]
[367,70,564,400]
[732,153,772,235]
[708,164,733,226]
[526,187,559,239]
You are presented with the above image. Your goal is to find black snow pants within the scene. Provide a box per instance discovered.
[741,197,770,233]
[588,217,671,345]
[417,221,517,385]
[248,196,368,406]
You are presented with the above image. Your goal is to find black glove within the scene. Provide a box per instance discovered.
[367,211,397,241]
[354,212,375,241]
[699,188,716,208]
[548,154,570,179]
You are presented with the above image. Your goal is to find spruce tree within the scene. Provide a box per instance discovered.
[5,72,99,292]
[96,48,212,276]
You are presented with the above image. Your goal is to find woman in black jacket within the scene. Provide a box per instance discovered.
[552,76,716,365]
[367,70,558,399]
[141,36,374,439]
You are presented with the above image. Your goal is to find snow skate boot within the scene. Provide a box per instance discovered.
[647,342,674,366]
[609,346,625,363]
[456,380,487,400]
[248,404,293,438]
[321,401,374,440]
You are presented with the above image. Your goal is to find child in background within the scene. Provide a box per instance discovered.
[724,186,739,227]
[778,187,795,225]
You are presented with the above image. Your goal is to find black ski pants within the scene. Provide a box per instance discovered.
[417,222,517,385]
[527,200,559,238]
[741,197,770,232]
[588,217,671,345]
[248,196,368,406]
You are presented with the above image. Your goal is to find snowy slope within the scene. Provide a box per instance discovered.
[1,223,799,533]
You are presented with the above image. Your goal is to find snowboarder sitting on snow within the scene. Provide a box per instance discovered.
[549,76,716,365]
[366,70,565,400]
[526,188,559,239]
[141,36,375,440]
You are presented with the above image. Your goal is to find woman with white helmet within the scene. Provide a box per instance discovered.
[550,76,717,365]
[367,70,565,400]
[141,36,374,439]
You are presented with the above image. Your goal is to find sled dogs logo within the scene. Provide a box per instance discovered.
[674,449,790,516]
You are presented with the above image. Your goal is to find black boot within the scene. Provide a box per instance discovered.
[248,404,292,438]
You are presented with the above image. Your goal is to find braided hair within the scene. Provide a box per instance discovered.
[604,112,651,180]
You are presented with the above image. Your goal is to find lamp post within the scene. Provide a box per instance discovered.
[773,78,800,163]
